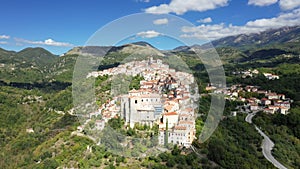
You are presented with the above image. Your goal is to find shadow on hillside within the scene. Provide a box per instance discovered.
[0,80,71,92]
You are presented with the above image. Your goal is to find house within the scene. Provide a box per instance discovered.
[264,108,275,114]
[263,73,279,80]
[95,120,105,130]
[279,106,289,115]
[278,94,285,100]
[231,92,238,97]
[257,90,267,94]
[250,103,259,111]
[252,69,259,74]
[251,87,258,92]
[266,93,279,100]
[274,100,290,109]
[261,98,271,105]
[77,125,84,132]
[245,86,253,92]
[268,105,280,112]
[158,125,193,148]
[160,112,179,129]
[26,128,34,133]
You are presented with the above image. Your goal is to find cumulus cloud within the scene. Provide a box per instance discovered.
[248,0,278,6]
[136,30,162,38]
[0,35,10,39]
[153,18,169,25]
[181,8,300,40]
[197,17,213,23]
[0,41,8,44]
[145,0,229,15]
[248,0,300,10]
[15,38,73,47]
[279,0,300,10]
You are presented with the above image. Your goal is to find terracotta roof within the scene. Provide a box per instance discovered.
[268,105,280,109]
[164,112,178,116]
[279,106,288,109]
[181,96,190,100]
[179,121,194,125]
[185,108,193,112]
[174,126,187,130]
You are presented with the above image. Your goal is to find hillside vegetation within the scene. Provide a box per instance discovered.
[0,26,299,168]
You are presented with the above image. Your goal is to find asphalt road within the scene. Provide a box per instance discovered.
[245,113,288,169]
[245,111,257,123]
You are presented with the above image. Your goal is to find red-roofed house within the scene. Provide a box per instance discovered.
[160,112,179,129]
[261,98,271,105]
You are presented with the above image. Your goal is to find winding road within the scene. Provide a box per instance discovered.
[245,112,287,169]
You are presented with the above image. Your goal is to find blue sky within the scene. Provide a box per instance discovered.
[0,0,300,54]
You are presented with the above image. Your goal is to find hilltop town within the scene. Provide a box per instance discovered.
[79,58,199,148]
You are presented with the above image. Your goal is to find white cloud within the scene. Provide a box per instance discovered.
[197,17,213,23]
[248,0,300,10]
[279,0,300,10]
[248,0,278,6]
[145,0,229,15]
[0,35,10,39]
[15,38,73,47]
[181,8,300,40]
[136,30,162,38]
[153,18,169,25]
[137,0,150,2]
[0,41,8,44]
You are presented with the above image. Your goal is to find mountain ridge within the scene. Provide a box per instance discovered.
[210,25,300,48]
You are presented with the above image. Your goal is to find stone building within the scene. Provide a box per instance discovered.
[120,89,163,128]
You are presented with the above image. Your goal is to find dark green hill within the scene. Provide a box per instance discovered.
[16,47,58,66]
[0,47,59,83]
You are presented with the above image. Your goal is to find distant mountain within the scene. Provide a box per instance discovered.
[0,42,165,83]
[211,26,300,48]
[115,43,164,56]
[131,41,156,48]
[172,45,191,52]
[169,26,300,63]
[0,47,57,67]
[0,47,58,83]
[16,47,58,66]
[2,26,300,84]
[65,41,164,57]
[65,46,113,56]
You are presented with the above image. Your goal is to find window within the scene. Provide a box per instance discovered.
[135,100,137,104]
